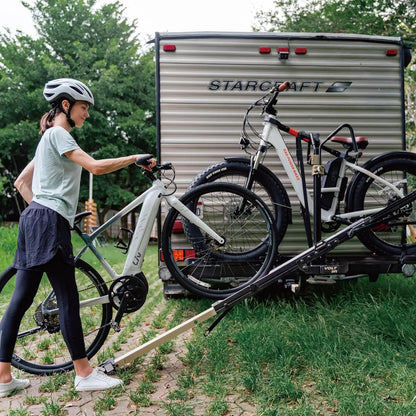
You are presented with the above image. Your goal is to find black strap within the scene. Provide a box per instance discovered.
[296,133,313,247]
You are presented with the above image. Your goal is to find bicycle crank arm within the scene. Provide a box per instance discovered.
[99,190,416,373]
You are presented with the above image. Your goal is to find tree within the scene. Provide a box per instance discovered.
[254,0,415,48]
[0,0,155,223]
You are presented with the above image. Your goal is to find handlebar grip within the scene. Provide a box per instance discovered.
[278,81,291,92]
[135,154,154,167]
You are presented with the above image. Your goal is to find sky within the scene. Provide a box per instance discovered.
[0,0,277,44]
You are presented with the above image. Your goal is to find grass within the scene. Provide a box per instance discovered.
[170,277,416,415]
[0,224,18,270]
[4,225,416,414]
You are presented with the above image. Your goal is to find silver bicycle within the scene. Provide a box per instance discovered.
[0,157,277,374]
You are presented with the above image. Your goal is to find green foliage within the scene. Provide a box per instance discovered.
[0,0,155,218]
[0,225,17,269]
[254,0,416,48]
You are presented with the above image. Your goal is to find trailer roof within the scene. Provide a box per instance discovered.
[152,31,403,45]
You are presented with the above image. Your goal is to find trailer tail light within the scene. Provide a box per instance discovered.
[295,47,307,55]
[259,47,271,54]
[385,49,398,56]
[163,44,176,52]
[278,47,289,59]
[172,219,184,233]
[160,249,196,262]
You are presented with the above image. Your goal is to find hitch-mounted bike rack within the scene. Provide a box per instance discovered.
[99,189,416,373]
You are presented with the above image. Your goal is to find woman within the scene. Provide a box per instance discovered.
[0,78,155,396]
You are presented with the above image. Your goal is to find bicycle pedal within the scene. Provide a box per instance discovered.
[111,320,121,332]
[306,276,337,285]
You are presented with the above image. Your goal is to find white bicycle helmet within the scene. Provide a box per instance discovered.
[43,78,94,106]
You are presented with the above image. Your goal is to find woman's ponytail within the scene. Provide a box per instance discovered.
[39,106,59,135]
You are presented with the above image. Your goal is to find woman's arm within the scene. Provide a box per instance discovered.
[14,160,34,204]
[65,148,155,175]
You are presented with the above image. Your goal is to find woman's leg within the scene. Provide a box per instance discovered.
[44,256,87,363]
[0,269,43,382]
[45,255,123,390]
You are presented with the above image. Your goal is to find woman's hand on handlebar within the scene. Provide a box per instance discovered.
[135,154,157,171]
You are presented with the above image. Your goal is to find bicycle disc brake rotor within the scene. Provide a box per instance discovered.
[109,273,148,313]
[34,299,60,334]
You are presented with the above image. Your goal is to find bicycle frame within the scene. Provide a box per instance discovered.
[76,177,224,278]
[257,115,405,223]
[71,175,224,307]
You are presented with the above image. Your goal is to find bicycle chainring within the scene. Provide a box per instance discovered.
[109,273,148,314]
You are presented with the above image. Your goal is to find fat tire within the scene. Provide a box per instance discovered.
[189,160,291,245]
[0,259,112,375]
[161,182,278,299]
[349,157,416,255]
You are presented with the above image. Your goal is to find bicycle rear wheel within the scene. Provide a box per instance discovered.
[161,183,278,299]
[349,156,416,255]
[0,259,112,375]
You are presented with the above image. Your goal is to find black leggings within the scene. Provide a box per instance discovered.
[0,255,86,362]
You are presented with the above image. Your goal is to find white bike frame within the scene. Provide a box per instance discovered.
[257,115,405,223]
[75,176,224,285]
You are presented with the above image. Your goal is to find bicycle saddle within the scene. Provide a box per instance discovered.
[330,136,369,150]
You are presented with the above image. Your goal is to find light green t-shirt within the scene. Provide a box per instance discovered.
[32,126,82,226]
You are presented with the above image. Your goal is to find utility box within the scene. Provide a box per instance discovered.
[154,31,411,294]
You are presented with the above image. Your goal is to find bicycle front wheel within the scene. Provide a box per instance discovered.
[0,259,112,375]
[161,183,278,299]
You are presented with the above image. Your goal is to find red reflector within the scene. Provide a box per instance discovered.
[386,49,397,56]
[163,44,176,52]
[172,219,184,233]
[160,249,197,262]
[295,47,307,54]
[174,249,196,261]
[278,47,289,53]
[259,47,271,54]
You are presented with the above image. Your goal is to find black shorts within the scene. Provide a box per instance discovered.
[12,201,74,270]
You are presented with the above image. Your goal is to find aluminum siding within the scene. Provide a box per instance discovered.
[156,32,406,254]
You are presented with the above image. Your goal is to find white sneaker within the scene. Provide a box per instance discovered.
[0,377,30,397]
[74,368,123,392]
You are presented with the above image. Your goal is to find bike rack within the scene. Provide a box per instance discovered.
[99,190,416,373]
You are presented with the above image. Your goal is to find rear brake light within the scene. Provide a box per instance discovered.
[163,44,176,52]
[386,49,397,56]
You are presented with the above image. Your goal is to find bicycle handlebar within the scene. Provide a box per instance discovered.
[264,81,291,115]
[135,154,154,169]
[277,81,291,92]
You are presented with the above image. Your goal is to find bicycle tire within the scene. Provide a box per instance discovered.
[189,159,291,245]
[349,156,416,255]
[0,259,112,375]
[161,182,278,299]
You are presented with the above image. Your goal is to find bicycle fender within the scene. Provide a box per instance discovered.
[345,151,416,211]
